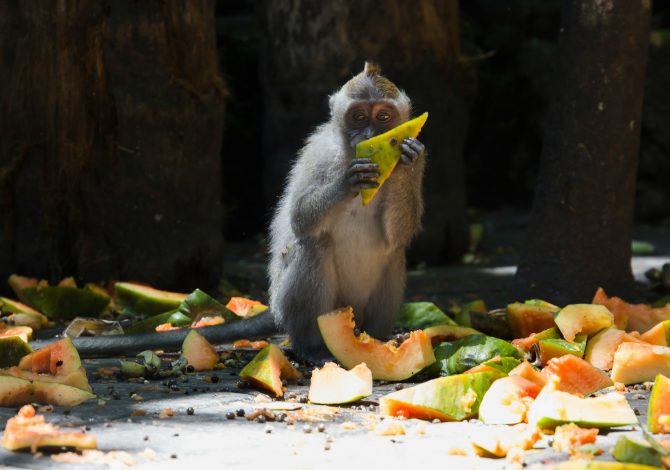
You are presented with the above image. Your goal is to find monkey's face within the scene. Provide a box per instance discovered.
[345,102,402,148]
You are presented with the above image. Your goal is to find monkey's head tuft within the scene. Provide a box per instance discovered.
[329,62,411,133]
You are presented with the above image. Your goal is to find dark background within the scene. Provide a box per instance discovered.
[1,0,668,296]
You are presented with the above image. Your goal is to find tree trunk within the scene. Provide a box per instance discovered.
[258,0,470,263]
[0,1,225,293]
[515,0,651,304]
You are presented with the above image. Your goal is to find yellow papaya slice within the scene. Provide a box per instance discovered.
[356,112,428,205]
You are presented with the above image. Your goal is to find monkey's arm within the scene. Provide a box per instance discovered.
[30,312,278,357]
[290,158,379,237]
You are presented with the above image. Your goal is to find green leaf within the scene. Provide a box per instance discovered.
[396,302,456,330]
[430,334,522,376]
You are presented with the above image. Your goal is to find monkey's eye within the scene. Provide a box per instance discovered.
[352,111,367,122]
[376,111,392,122]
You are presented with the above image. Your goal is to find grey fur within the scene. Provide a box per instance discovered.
[268,71,425,359]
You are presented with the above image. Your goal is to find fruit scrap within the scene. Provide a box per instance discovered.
[541,354,612,396]
[478,375,541,425]
[379,371,502,421]
[593,287,670,333]
[239,344,302,397]
[2,404,96,452]
[611,342,670,385]
[554,304,614,342]
[317,306,435,381]
[551,423,598,455]
[226,297,269,318]
[648,374,670,433]
[233,339,269,349]
[470,423,541,458]
[308,362,372,405]
[506,301,558,338]
[181,330,219,372]
[0,297,48,330]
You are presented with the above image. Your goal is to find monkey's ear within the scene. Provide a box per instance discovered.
[363,62,381,77]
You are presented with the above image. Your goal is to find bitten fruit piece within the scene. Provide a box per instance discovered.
[611,342,670,385]
[239,344,302,397]
[317,307,435,381]
[356,112,428,205]
[308,362,372,405]
[647,374,670,433]
[181,330,219,372]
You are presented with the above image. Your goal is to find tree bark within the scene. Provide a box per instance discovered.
[515,0,651,304]
[0,1,225,293]
[258,0,470,262]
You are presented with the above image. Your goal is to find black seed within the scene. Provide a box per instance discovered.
[303,424,312,434]
[56,360,63,367]
[226,412,236,420]
[317,423,325,433]
[186,365,195,373]
[187,407,194,415]
[143,436,149,441]
[394,383,404,391]
[211,376,219,383]
[171,454,177,459]
[236,409,245,417]
[256,415,267,424]
[276,413,286,422]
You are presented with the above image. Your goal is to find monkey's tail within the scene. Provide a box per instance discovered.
[30,312,279,358]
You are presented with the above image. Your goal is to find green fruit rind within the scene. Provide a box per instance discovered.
[612,435,663,467]
[115,282,187,317]
[379,371,503,421]
[0,337,33,368]
[554,304,614,342]
[528,388,637,430]
[540,335,587,362]
[21,287,110,320]
[0,375,95,407]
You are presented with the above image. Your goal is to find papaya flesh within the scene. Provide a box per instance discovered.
[239,344,302,397]
[356,112,428,205]
[541,354,613,396]
[648,374,670,433]
[181,330,219,372]
[554,304,614,342]
[611,342,670,385]
[308,362,372,405]
[0,375,95,407]
[2,404,96,451]
[506,302,557,338]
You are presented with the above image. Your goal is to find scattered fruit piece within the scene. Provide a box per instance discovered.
[508,361,548,388]
[0,336,33,368]
[8,274,42,304]
[423,324,479,345]
[506,301,558,338]
[428,334,521,376]
[527,386,637,430]
[593,287,670,333]
[181,330,219,372]
[232,339,269,349]
[470,423,541,458]
[539,335,587,363]
[226,297,268,318]
[114,282,187,316]
[478,375,541,424]
[585,327,631,370]
[554,304,614,342]
[356,112,428,205]
[552,423,598,455]
[0,297,48,329]
[317,307,435,381]
[611,342,670,385]
[648,374,670,433]
[239,344,302,397]
[0,375,95,407]
[541,354,613,396]
[512,327,561,352]
[21,285,110,320]
[192,316,225,328]
[0,325,33,342]
[612,435,664,467]
[308,362,372,405]
[640,320,670,346]
[379,371,502,421]
[2,404,96,452]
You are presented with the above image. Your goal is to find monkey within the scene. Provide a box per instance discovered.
[31,63,424,361]
[267,62,425,359]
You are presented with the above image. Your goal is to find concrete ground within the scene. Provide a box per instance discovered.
[1,211,669,469]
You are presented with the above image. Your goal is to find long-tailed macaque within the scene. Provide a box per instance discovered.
[268,62,425,358]
[42,63,424,361]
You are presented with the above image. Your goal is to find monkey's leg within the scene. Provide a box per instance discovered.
[362,250,406,339]
[272,240,337,360]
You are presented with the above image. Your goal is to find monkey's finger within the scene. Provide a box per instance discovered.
[404,138,425,154]
[400,143,419,162]
[354,181,380,190]
[353,172,380,181]
[351,161,379,172]
[352,158,375,166]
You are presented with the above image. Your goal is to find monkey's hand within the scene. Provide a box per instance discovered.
[343,158,380,195]
[399,137,425,166]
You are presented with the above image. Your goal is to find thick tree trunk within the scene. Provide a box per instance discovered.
[515,0,651,304]
[0,1,225,293]
[258,0,470,262]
